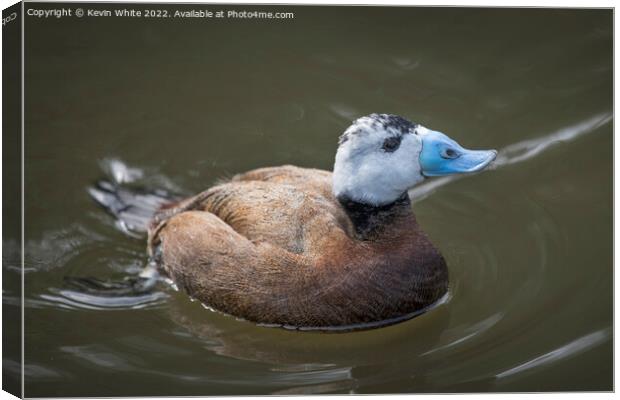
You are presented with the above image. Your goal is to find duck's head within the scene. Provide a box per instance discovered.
[333,113,497,206]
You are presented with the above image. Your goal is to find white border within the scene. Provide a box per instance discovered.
[0,1,615,400]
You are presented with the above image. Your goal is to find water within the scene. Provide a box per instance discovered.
[6,5,612,395]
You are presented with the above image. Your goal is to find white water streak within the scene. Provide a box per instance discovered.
[100,157,144,184]
[495,328,611,379]
[409,113,613,203]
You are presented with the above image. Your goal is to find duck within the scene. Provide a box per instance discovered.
[89,113,496,331]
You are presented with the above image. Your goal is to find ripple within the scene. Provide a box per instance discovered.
[22,224,144,275]
[267,361,358,393]
[416,180,565,369]
[61,344,137,370]
[25,363,70,380]
[495,328,611,380]
[38,288,168,311]
[270,365,353,386]
[495,113,612,166]
[421,312,504,356]
[4,359,72,380]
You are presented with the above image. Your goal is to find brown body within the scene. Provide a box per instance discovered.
[147,165,448,330]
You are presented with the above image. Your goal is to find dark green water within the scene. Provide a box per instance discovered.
[7,4,613,395]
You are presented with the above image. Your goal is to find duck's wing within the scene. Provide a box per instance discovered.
[149,178,351,256]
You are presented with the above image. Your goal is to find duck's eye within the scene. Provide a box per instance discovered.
[382,136,402,152]
[442,148,459,159]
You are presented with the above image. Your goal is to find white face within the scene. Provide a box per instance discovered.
[332,114,425,206]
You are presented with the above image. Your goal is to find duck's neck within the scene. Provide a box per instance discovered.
[337,192,413,240]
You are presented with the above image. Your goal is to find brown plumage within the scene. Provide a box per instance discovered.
[146,165,448,331]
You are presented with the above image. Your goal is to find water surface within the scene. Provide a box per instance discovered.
[9,5,613,395]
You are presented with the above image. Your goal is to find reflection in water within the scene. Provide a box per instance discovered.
[160,297,452,394]
[409,113,613,203]
[166,296,452,367]
[495,328,611,380]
